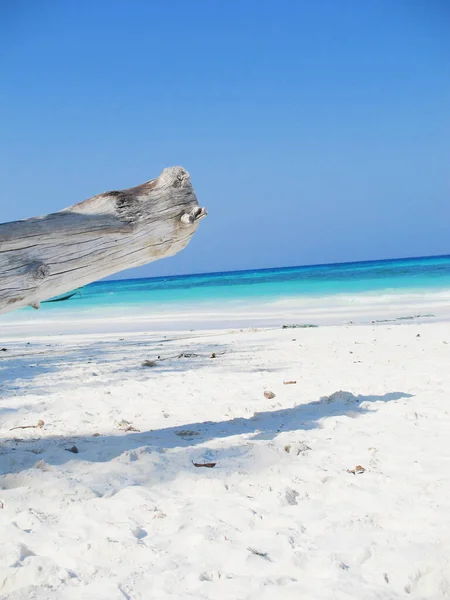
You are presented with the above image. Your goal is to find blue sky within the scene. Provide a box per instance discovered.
[1,0,449,278]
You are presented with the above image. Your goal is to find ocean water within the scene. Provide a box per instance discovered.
[47,254,450,308]
[3,255,450,334]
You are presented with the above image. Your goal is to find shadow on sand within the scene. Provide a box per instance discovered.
[0,391,413,477]
[0,336,285,398]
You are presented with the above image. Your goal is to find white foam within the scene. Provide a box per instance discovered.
[2,288,450,338]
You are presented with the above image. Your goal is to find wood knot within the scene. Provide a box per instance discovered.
[32,263,50,280]
[173,169,188,188]
[180,207,207,225]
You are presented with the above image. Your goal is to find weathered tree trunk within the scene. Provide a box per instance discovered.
[0,166,207,315]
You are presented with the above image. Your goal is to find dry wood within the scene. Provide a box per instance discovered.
[9,419,45,431]
[0,166,206,315]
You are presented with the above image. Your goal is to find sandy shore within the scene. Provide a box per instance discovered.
[2,287,450,337]
[1,319,450,599]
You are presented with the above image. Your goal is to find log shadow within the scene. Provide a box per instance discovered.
[0,338,271,396]
[0,391,413,479]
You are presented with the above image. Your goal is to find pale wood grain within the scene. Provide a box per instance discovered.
[0,166,206,315]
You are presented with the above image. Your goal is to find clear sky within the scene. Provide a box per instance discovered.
[1,0,449,279]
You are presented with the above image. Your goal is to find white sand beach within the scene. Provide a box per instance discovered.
[1,307,450,599]
[2,0,448,596]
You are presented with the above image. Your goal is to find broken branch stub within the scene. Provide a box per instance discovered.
[0,166,207,315]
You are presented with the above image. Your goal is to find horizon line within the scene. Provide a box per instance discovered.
[102,252,450,285]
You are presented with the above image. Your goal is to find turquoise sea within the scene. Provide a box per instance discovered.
[43,254,450,312]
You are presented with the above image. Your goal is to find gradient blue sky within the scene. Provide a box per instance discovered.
[1,0,449,278]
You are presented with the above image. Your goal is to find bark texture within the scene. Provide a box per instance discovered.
[0,166,207,315]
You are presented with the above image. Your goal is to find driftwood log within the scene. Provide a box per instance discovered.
[0,166,206,315]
